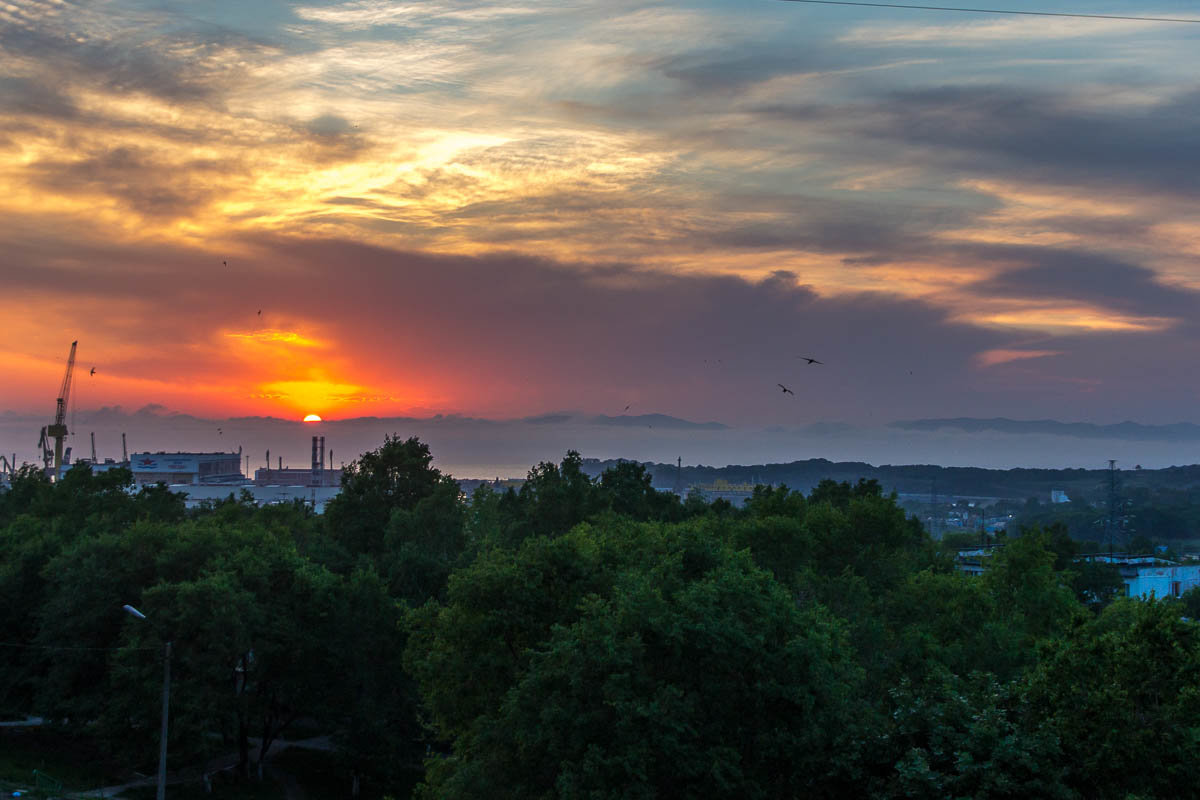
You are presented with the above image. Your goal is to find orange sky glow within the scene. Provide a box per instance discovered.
[4,0,1200,433]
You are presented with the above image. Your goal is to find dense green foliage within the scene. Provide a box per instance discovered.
[3,442,1200,799]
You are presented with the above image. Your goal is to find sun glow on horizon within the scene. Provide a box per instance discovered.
[303,413,322,422]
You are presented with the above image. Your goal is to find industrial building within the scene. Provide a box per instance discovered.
[130,450,246,487]
[253,436,341,487]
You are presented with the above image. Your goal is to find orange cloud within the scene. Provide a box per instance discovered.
[974,348,1064,368]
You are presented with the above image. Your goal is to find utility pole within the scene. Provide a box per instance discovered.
[929,478,939,539]
[1107,459,1118,556]
[123,605,169,800]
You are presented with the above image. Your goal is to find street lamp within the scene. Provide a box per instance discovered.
[123,604,170,800]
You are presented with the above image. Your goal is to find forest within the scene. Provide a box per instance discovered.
[2,435,1199,799]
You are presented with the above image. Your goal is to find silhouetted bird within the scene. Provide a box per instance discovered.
[623,405,631,412]
[798,357,823,365]
[777,383,794,395]
[257,310,262,316]
[89,367,96,376]
[223,260,227,267]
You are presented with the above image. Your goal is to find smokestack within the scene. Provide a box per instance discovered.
[90,432,97,463]
[311,436,319,486]
[266,449,270,470]
[319,437,325,475]
[121,433,127,462]
[278,456,282,470]
[328,449,333,471]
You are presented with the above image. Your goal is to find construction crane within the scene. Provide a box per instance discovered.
[38,341,77,478]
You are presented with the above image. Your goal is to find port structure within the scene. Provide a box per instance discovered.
[38,340,77,478]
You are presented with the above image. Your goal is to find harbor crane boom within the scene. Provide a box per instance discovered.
[38,340,77,477]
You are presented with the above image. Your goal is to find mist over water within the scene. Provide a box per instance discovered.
[3,408,1197,479]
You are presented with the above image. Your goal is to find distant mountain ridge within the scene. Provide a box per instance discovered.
[891,417,1200,441]
[588,413,727,430]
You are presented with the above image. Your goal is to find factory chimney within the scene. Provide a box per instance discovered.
[319,436,326,479]
[266,449,270,471]
[121,433,127,463]
[311,436,319,486]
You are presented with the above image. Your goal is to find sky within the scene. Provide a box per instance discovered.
[3,0,1200,471]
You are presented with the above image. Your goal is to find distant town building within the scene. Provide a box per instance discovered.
[691,479,757,508]
[954,544,1004,577]
[1080,554,1200,600]
[1050,489,1071,504]
[957,546,1200,600]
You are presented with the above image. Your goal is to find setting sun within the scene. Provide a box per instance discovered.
[303,414,322,422]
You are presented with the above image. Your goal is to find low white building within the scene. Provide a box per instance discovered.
[1082,554,1200,600]
[955,548,1200,600]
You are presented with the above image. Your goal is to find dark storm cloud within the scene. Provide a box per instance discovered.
[968,246,1200,322]
[855,84,1200,197]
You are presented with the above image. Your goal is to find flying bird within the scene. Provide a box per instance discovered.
[798,357,824,365]
[89,367,96,376]
[257,309,262,316]
[623,405,631,412]
[223,260,228,267]
[777,383,794,395]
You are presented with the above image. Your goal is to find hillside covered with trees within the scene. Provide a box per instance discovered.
[2,437,1199,799]
[591,456,1200,503]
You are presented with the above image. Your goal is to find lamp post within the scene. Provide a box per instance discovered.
[123,604,170,800]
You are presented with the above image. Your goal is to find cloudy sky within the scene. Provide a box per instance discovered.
[4,0,1200,468]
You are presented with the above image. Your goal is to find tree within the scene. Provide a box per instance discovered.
[334,567,423,794]
[406,519,866,799]
[596,460,677,521]
[978,530,1079,644]
[324,435,461,562]
[880,669,1070,800]
[741,483,805,519]
[384,477,467,603]
[508,451,598,542]
[1022,598,1200,799]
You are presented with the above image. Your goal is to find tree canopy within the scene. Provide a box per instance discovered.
[2,440,1197,799]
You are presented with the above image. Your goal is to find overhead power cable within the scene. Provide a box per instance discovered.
[774,0,1200,23]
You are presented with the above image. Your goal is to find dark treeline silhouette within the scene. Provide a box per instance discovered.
[586,456,1200,505]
